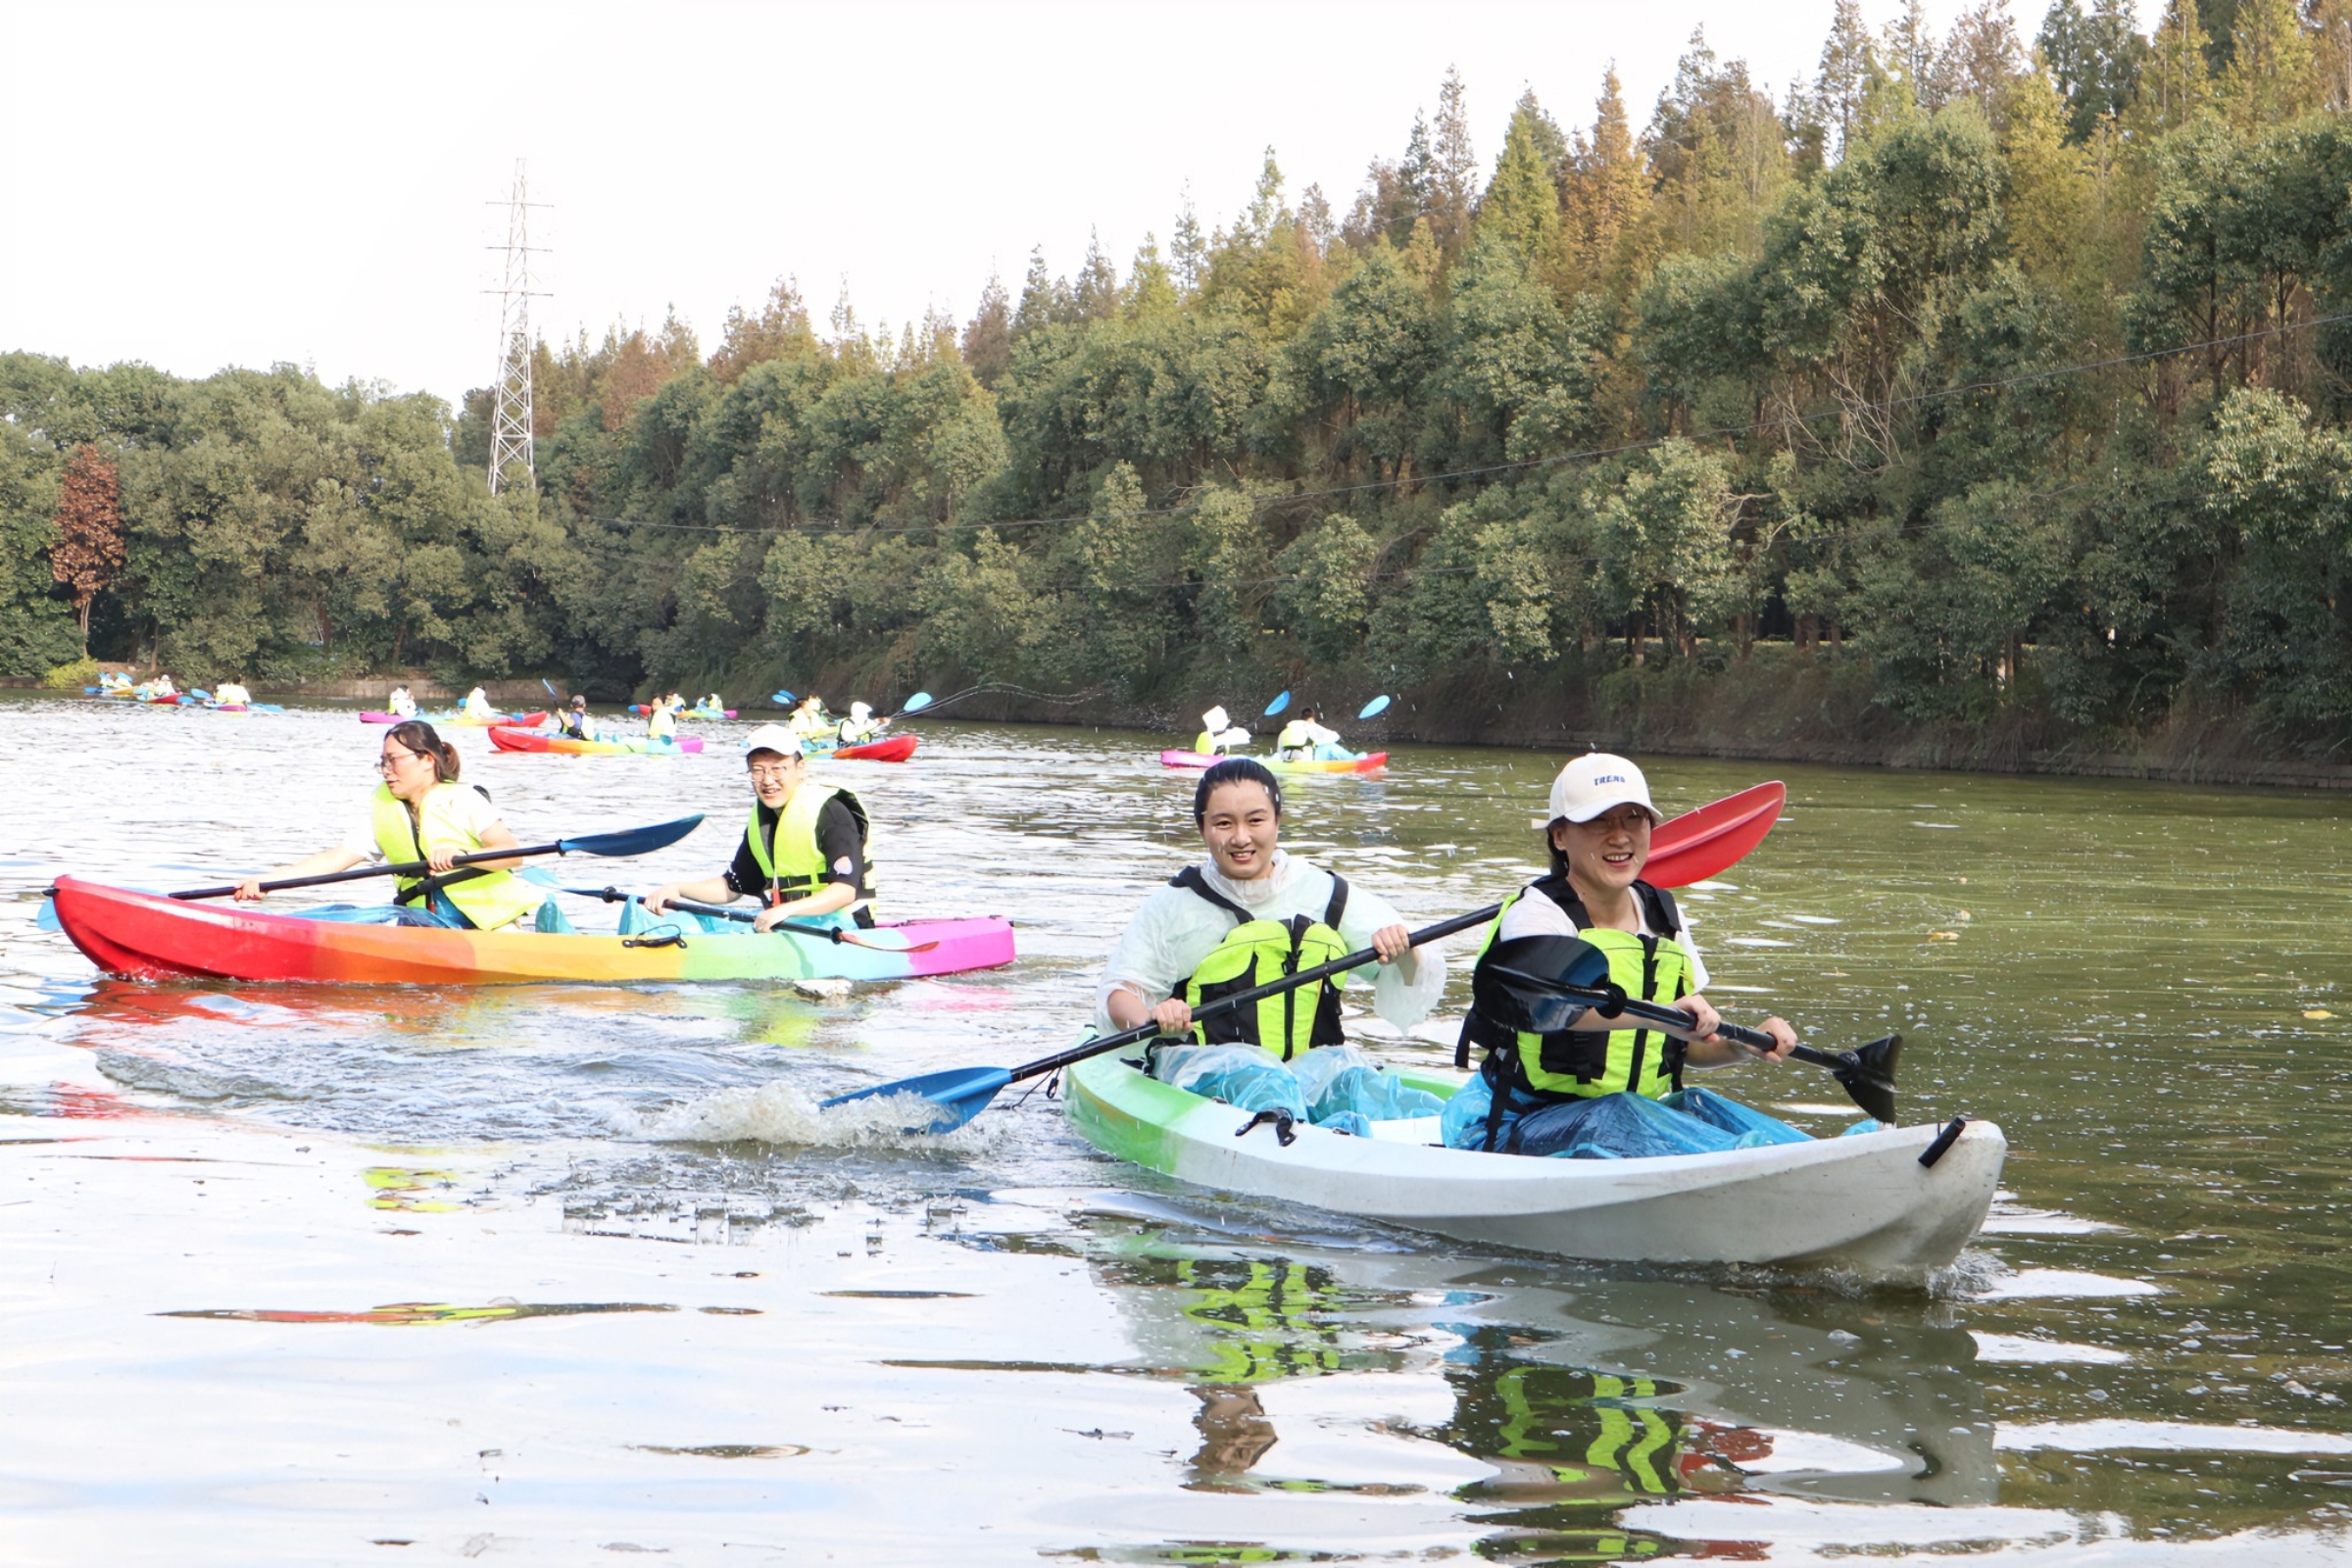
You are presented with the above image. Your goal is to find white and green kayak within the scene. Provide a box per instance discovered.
[1062,1053,2006,1281]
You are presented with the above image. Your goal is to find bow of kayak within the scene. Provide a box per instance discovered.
[488,726,705,756]
[831,735,917,762]
[1062,1052,2002,1280]
[48,877,1014,985]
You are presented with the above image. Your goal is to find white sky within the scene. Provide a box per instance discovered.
[2,0,2054,412]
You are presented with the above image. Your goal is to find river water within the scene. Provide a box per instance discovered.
[3,692,2349,1563]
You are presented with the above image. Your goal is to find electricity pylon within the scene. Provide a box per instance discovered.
[486,160,549,495]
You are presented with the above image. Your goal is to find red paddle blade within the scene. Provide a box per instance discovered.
[1645,782,1787,889]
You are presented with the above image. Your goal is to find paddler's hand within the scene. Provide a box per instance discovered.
[1371,923,1411,964]
[1675,995,1724,1042]
[423,848,461,874]
[643,884,684,915]
[1149,998,1194,1036]
[232,877,267,903]
[1743,1015,1798,1064]
[750,905,798,933]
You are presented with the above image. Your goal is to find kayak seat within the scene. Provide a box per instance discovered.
[534,899,575,935]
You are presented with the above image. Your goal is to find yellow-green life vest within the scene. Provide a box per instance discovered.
[1170,867,1350,1060]
[744,784,873,906]
[1276,719,1311,751]
[1461,877,1692,1101]
[371,783,544,931]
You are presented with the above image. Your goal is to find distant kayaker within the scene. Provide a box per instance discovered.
[150,673,176,699]
[644,722,877,931]
[836,701,886,745]
[560,695,596,741]
[1449,753,1796,1155]
[231,720,543,930]
[700,693,724,712]
[388,685,418,718]
[1274,706,1350,761]
[1194,706,1250,757]
[787,695,832,743]
[1098,759,1446,1126]
[646,694,680,745]
[461,686,496,721]
[213,679,253,707]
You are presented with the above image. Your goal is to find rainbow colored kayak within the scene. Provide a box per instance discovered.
[1158,749,1388,774]
[489,726,704,756]
[50,877,1015,986]
[632,704,736,719]
[362,710,548,727]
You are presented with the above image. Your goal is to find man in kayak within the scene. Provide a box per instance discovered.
[559,695,597,741]
[1098,758,1446,1128]
[644,722,877,932]
[1274,706,1353,762]
[836,701,886,745]
[231,720,543,930]
[212,678,253,708]
[1448,753,1796,1154]
[1193,706,1250,757]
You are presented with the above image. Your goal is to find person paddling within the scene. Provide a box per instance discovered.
[560,694,596,742]
[1098,758,1446,1128]
[1274,706,1351,761]
[646,693,679,745]
[644,723,877,931]
[787,695,832,744]
[212,678,253,708]
[461,686,496,722]
[232,720,543,930]
[1194,706,1250,757]
[1449,753,1796,1154]
[836,701,886,746]
[388,685,418,718]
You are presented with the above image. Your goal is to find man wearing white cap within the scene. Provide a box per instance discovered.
[645,723,875,931]
[1447,753,1796,1154]
[836,701,885,746]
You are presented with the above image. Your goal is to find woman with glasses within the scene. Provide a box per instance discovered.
[230,720,543,930]
[644,723,877,932]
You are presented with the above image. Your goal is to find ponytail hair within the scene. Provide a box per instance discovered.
[385,719,462,782]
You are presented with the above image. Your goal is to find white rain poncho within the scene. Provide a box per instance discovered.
[1094,849,1448,1035]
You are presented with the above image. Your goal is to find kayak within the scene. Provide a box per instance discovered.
[49,877,1016,986]
[1061,1053,2004,1280]
[488,726,704,756]
[361,710,549,727]
[1159,749,1388,774]
[825,735,917,762]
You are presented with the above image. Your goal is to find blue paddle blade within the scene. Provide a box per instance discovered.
[191,689,212,702]
[902,691,933,712]
[820,1065,1012,1133]
[553,814,705,858]
[542,678,562,700]
[35,896,61,933]
[1357,694,1392,719]
[771,688,795,705]
[1263,690,1290,716]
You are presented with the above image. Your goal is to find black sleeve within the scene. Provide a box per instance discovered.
[722,827,764,898]
[814,798,866,889]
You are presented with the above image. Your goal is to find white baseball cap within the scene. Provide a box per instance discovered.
[743,722,805,760]
[1201,706,1229,732]
[849,701,872,719]
[1540,753,1658,827]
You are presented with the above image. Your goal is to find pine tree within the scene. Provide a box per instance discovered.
[1127,235,1179,318]
[1430,67,1479,255]
[1073,229,1121,321]
[49,444,123,651]
[1014,246,1068,337]
[1481,99,1565,265]
[2219,0,2318,127]
[960,272,1013,383]
[1815,2,1881,159]
[1171,189,1207,296]
[1560,68,1651,296]
[2134,0,2215,133]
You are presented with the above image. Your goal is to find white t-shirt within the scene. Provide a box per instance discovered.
[340,786,505,861]
[1494,880,1711,993]
[1096,850,1448,1034]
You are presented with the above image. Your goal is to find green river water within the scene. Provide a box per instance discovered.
[2,692,2348,1563]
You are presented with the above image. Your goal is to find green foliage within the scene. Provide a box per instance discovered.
[41,655,100,689]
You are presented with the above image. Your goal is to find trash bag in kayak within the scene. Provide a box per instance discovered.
[1149,1043,1308,1119]
[1443,1077,1813,1158]
[1292,1045,1445,1124]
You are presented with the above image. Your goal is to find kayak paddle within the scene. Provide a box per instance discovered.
[165,814,707,901]
[1357,695,1392,719]
[1478,935,1899,1123]
[820,903,1501,1134]
[561,886,937,952]
[541,678,562,702]
[1642,781,1786,890]
[771,688,795,705]
[1263,691,1291,717]
[892,691,933,718]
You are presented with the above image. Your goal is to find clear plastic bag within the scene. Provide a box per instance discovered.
[1149,1043,1309,1118]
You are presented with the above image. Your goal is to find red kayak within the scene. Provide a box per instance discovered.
[828,735,917,762]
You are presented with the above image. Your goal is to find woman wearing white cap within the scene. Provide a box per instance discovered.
[836,701,886,746]
[1447,753,1796,1155]
[644,723,875,931]
[1193,706,1251,757]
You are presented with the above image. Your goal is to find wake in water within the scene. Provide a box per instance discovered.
[619,1078,1013,1155]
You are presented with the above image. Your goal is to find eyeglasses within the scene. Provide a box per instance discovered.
[379,750,422,772]
[748,763,801,783]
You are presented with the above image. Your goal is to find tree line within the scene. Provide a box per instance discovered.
[8,0,2352,754]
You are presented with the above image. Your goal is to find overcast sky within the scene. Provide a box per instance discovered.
[2,0,2072,412]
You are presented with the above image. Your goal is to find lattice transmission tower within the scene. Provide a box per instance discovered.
[485,160,550,495]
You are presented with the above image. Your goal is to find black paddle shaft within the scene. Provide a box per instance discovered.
[169,815,705,901]
[1006,903,1503,1086]
[1563,982,1853,1069]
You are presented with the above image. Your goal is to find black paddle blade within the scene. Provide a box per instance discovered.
[1474,936,1615,1033]
[1829,1033,1900,1124]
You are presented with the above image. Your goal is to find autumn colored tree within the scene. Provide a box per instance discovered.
[49,443,123,650]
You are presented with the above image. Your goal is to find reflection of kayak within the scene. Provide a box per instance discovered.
[1062,1053,2004,1280]
[50,876,1017,985]
[1159,749,1388,775]
[488,726,703,755]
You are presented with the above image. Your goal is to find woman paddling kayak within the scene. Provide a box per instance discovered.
[644,723,878,932]
[1449,753,1796,1154]
[231,720,542,930]
[1098,758,1446,1129]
